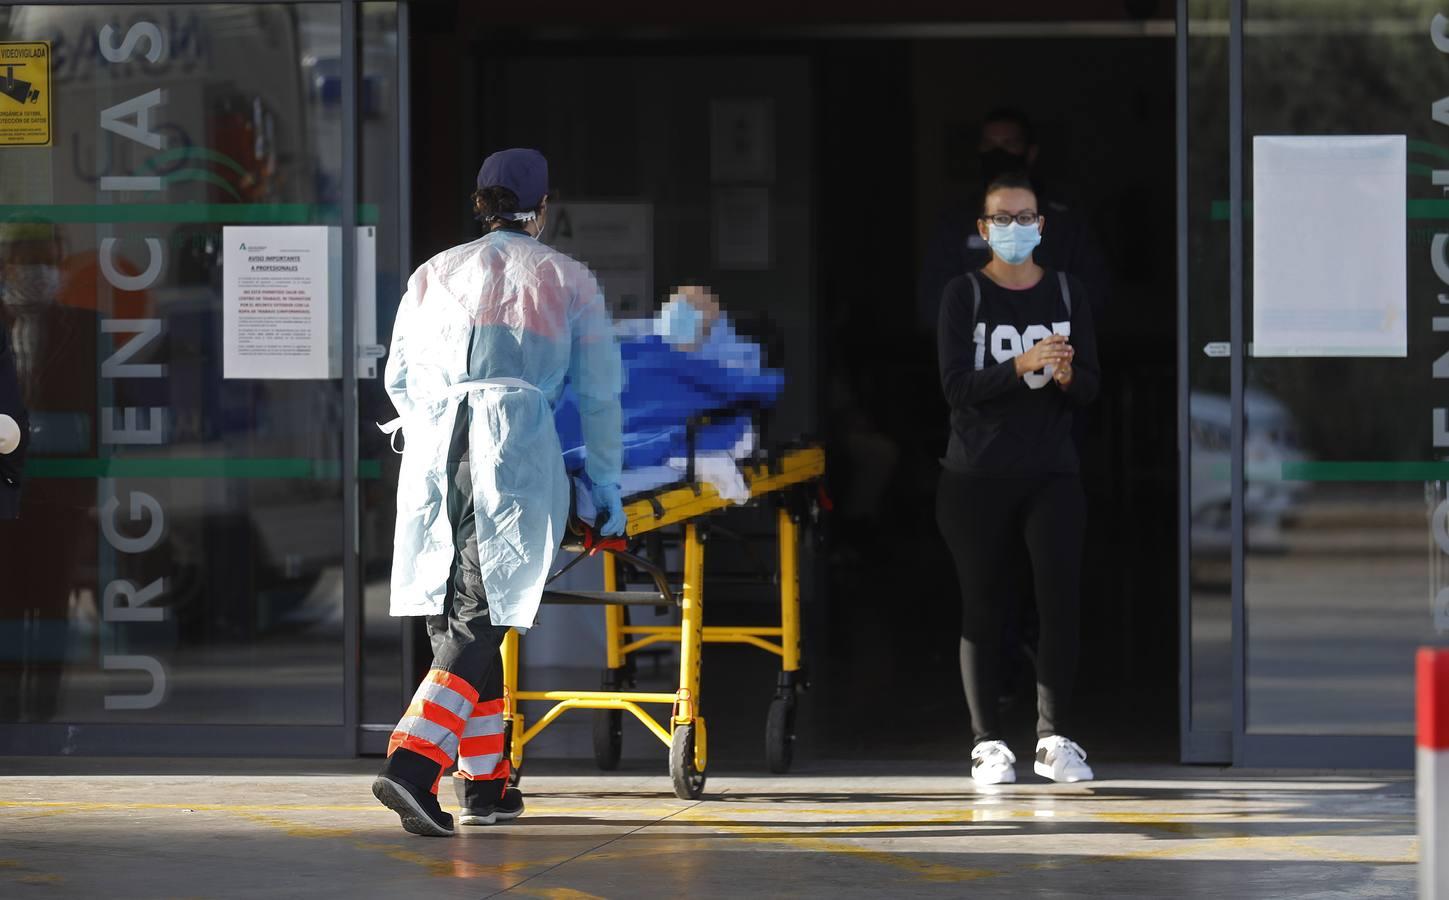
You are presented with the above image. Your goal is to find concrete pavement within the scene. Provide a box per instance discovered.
[0,759,1417,898]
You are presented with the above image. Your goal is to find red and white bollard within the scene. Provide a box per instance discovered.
[1421,648,1449,900]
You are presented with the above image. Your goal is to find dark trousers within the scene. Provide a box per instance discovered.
[428,403,510,688]
[936,469,1086,743]
[384,405,510,797]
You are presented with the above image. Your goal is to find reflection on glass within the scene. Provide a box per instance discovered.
[1247,479,1423,735]
[1241,0,1442,737]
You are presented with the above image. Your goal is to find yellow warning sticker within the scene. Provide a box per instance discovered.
[0,42,51,147]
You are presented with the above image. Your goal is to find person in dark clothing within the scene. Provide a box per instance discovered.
[0,322,24,520]
[918,107,1111,333]
[935,173,1099,786]
[922,108,1110,719]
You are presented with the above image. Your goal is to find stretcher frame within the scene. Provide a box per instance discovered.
[499,445,824,799]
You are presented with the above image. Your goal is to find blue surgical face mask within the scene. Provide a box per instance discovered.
[986,222,1041,266]
[657,296,703,346]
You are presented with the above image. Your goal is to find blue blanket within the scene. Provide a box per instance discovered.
[555,334,784,478]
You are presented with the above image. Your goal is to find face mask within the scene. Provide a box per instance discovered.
[979,147,1030,184]
[986,222,1041,266]
[0,264,60,310]
[657,296,703,346]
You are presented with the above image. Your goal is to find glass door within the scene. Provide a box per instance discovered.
[0,1,398,757]
[1182,0,1445,767]
[1235,0,1438,767]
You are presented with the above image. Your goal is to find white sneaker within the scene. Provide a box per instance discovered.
[1034,735,1094,783]
[970,740,1017,785]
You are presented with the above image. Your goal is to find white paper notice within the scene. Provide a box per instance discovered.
[1252,135,1406,358]
[542,202,653,317]
[223,226,331,379]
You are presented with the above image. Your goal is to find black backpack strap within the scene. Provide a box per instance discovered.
[966,272,982,326]
[1057,270,1072,317]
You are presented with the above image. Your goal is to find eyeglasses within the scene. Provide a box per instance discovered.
[980,212,1041,227]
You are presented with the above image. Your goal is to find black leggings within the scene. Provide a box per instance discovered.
[936,470,1086,743]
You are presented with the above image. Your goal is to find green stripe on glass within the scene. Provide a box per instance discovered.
[0,204,380,225]
[1210,199,1449,221]
[27,458,383,479]
[1245,461,1449,482]
[1275,461,1449,482]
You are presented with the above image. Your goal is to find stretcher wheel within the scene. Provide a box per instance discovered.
[592,709,623,770]
[508,764,521,788]
[765,696,796,774]
[669,725,706,800]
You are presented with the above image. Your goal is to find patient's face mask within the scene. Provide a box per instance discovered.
[0,264,60,310]
[658,296,704,347]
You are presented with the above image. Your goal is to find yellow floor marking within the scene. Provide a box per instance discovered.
[1035,832,1416,869]
[0,798,692,816]
[237,813,361,841]
[16,873,65,885]
[1270,836,1417,865]
[657,802,1416,883]
[0,800,384,813]
[1045,835,1267,868]
[507,887,607,899]
[7,796,1401,829]
[669,811,997,883]
[235,812,580,881]
[737,833,998,883]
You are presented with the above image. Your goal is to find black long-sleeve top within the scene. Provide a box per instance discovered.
[937,268,1099,476]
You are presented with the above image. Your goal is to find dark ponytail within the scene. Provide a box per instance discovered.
[471,185,536,231]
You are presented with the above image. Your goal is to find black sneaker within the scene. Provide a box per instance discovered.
[454,776,525,826]
[373,775,455,837]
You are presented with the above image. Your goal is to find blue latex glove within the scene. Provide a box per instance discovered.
[591,481,626,537]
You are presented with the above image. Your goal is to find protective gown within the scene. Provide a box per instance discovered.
[383,230,622,626]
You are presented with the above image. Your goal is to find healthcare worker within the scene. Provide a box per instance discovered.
[372,149,625,837]
[935,172,1099,786]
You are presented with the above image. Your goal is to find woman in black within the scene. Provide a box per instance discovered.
[936,173,1099,785]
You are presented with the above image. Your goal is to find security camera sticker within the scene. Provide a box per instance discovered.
[0,43,51,147]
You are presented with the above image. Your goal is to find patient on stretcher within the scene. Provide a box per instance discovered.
[555,285,784,515]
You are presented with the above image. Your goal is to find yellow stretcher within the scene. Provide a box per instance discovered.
[499,445,825,799]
